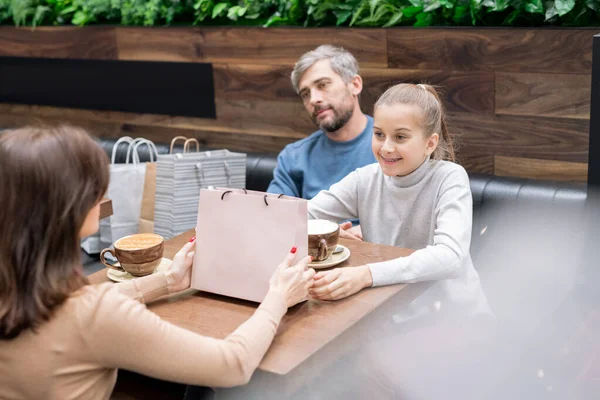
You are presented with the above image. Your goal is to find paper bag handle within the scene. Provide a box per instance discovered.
[130,139,159,163]
[184,138,200,153]
[110,136,134,164]
[169,136,188,154]
[125,138,147,164]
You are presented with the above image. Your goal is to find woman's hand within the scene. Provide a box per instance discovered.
[165,236,196,294]
[309,265,373,301]
[269,247,316,308]
[339,222,363,241]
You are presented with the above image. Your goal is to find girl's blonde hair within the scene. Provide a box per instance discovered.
[374,83,456,162]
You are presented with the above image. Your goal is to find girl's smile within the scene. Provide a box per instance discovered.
[372,103,438,177]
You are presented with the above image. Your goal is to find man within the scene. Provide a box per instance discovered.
[267,45,375,238]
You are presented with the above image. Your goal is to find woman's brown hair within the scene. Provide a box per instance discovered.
[0,125,109,339]
[374,83,456,161]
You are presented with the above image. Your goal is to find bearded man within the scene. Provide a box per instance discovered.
[267,45,375,205]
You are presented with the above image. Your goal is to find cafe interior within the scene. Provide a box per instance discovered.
[0,15,599,400]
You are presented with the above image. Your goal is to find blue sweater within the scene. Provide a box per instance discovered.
[267,116,376,200]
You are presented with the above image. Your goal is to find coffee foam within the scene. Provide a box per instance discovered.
[308,219,338,235]
[115,234,163,250]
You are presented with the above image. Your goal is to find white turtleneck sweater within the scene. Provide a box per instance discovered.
[307,160,490,319]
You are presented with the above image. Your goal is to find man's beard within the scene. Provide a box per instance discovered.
[312,101,355,133]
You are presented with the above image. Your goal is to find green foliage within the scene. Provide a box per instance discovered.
[0,0,598,26]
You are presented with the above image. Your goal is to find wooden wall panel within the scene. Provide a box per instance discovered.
[0,27,118,59]
[449,112,589,163]
[457,155,494,175]
[214,64,296,101]
[494,155,587,182]
[0,27,594,182]
[361,68,495,115]
[387,28,596,74]
[117,27,388,67]
[0,100,312,139]
[496,72,591,119]
[120,124,297,153]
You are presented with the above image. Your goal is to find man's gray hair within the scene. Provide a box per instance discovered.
[291,45,360,94]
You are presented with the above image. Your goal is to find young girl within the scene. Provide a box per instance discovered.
[0,125,314,399]
[308,83,489,319]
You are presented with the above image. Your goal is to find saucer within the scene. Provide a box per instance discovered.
[106,257,171,283]
[308,245,351,269]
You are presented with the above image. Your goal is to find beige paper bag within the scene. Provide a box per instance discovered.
[192,188,308,303]
[138,162,157,233]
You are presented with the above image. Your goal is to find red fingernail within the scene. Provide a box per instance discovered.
[189,236,196,243]
[290,246,297,254]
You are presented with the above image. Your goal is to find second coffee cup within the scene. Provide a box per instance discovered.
[100,233,164,277]
[308,219,340,262]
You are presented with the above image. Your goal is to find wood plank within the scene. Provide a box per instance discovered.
[0,27,118,59]
[496,72,591,119]
[457,154,494,175]
[448,112,589,163]
[215,65,495,115]
[494,155,587,182]
[387,28,595,74]
[117,27,388,67]
[0,99,314,139]
[119,124,296,153]
[361,68,495,115]
[214,63,296,101]
[0,112,125,137]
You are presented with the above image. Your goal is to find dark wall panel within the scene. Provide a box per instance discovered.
[0,57,216,118]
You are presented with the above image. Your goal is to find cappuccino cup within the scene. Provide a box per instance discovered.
[100,233,164,277]
[308,219,340,262]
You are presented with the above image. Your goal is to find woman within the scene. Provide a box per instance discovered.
[0,125,315,399]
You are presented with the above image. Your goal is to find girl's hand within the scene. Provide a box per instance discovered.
[309,265,373,301]
[269,247,315,308]
[165,236,196,294]
[339,222,363,241]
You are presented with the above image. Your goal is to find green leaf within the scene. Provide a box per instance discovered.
[71,10,87,25]
[382,10,402,27]
[424,1,442,12]
[414,11,433,25]
[349,1,367,25]
[264,12,285,26]
[402,5,423,18]
[587,0,600,10]
[212,2,228,19]
[33,5,49,26]
[409,0,423,7]
[483,0,510,11]
[525,0,544,13]
[555,0,575,15]
[545,0,558,19]
[60,5,77,15]
[369,0,380,16]
[334,9,352,25]
[452,4,468,22]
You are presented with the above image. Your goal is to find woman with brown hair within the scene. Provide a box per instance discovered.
[0,125,314,399]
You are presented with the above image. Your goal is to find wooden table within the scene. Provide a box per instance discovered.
[89,229,413,376]
[99,198,113,219]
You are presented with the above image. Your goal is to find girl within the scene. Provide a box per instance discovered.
[0,125,314,399]
[308,83,489,319]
